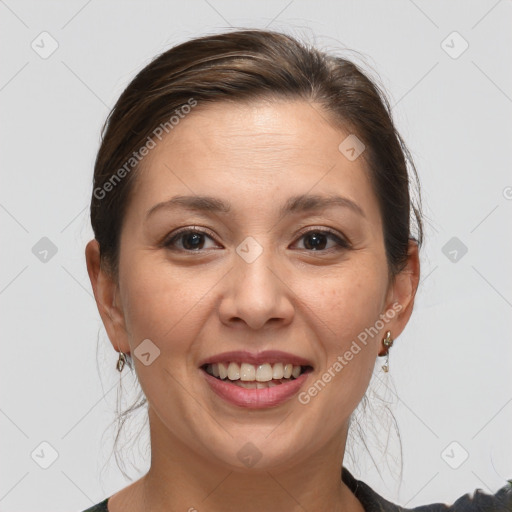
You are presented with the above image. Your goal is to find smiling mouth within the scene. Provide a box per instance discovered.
[201,362,313,389]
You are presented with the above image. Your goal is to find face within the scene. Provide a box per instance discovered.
[88,99,418,473]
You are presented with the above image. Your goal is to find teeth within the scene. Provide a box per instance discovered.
[206,362,306,382]
[272,362,284,379]
[237,381,258,389]
[232,380,281,389]
[256,363,273,382]
[218,362,228,380]
[240,363,256,381]
[227,362,240,380]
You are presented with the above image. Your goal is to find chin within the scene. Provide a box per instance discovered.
[200,430,312,473]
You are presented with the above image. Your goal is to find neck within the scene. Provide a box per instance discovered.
[127,407,362,512]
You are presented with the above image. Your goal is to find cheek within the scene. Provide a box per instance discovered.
[118,258,214,413]
[119,255,212,357]
[295,262,387,408]
[301,261,388,341]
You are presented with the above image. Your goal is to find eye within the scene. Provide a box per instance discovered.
[163,227,219,251]
[293,228,350,252]
[162,226,350,253]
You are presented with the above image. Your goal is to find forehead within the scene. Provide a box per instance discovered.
[130,99,379,220]
[148,99,352,170]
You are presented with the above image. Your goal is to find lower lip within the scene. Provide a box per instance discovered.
[201,370,310,409]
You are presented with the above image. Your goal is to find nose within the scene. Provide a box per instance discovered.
[218,247,295,331]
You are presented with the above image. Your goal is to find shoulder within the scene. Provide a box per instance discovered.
[79,497,109,512]
[410,479,512,512]
[342,467,512,512]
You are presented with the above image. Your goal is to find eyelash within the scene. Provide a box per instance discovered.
[162,226,351,253]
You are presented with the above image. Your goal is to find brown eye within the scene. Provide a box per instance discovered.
[294,229,350,252]
[163,227,350,253]
[164,229,218,251]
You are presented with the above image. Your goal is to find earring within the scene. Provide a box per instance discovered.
[380,331,394,372]
[116,351,128,372]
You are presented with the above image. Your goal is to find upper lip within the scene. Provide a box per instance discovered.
[198,350,314,368]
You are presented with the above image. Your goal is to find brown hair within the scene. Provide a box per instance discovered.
[91,28,422,480]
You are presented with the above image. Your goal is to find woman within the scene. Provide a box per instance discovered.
[82,29,511,511]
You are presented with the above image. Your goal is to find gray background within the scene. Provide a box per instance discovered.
[1,1,511,510]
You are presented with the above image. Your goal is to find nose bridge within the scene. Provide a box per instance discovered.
[219,236,293,330]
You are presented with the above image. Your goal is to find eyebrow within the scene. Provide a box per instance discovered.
[145,193,365,220]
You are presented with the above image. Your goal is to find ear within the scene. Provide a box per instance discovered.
[380,240,420,354]
[85,239,131,354]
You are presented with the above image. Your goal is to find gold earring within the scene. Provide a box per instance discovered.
[380,331,394,372]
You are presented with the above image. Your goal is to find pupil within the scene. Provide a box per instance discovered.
[305,232,326,250]
[183,233,203,250]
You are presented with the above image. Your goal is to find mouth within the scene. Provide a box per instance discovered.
[201,361,314,389]
[199,350,315,408]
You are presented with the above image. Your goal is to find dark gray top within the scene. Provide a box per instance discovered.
[80,466,512,511]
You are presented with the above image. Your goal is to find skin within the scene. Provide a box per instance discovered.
[86,99,420,512]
